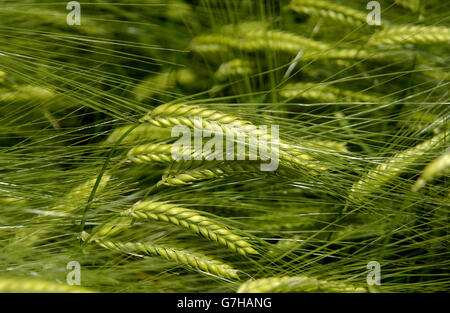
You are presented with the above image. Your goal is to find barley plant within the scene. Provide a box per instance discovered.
[0,0,448,293]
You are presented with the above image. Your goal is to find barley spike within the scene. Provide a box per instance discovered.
[82,233,239,280]
[121,201,258,256]
[349,131,449,202]
[289,0,370,27]
[0,278,93,293]
[412,151,450,192]
[237,276,367,293]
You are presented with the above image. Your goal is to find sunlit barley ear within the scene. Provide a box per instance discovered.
[104,124,172,146]
[368,25,450,46]
[139,103,328,171]
[121,201,259,256]
[126,143,181,164]
[237,276,367,293]
[82,233,240,280]
[157,161,291,187]
[0,277,93,293]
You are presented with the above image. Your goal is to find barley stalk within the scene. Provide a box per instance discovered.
[121,201,258,256]
[237,276,367,293]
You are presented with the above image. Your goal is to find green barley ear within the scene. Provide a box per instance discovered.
[394,0,420,12]
[214,59,253,81]
[104,124,172,146]
[189,26,330,56]
[133,72,176,102]
[0,85,55,103]
[158,162,290,187]
[139,102,328,171]
[0,278,93,293]
[55,174,111,212]
[237,276,366,293]
[349,131,449,204]
[83,234,240,280]
[121,201,258,256]
[90,217,132,240]
[126,143,178,164]
[176,68,198,88]
[303,48,409,61]
[140,102,252,128]
[288,0,373,27]
[280,82,385,104]
[412,151,450,192]
[368,25,450,46]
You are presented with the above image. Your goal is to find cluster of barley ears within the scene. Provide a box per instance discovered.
[0,0,448,293]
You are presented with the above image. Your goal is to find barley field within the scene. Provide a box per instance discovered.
[0,0,448,293]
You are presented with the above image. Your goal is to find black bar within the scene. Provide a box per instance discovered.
[0,293,446,312]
